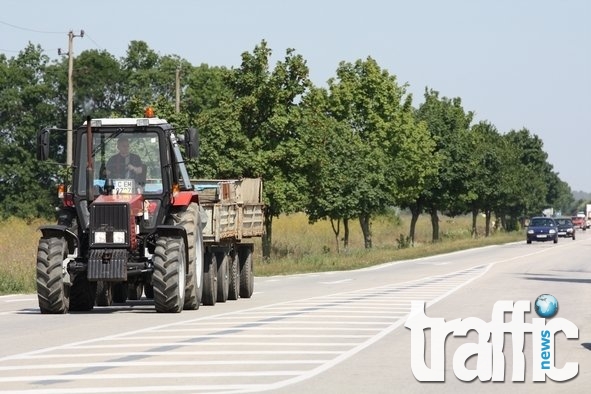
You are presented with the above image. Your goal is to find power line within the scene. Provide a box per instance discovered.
[82,32,103,51]
[0,20,65,35]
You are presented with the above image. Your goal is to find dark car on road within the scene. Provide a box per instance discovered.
[554,217,575,240]
[526,216,558,244]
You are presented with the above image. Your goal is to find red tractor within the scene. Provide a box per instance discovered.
[36,113,208,313]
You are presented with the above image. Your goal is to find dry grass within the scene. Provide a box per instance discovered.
[252,211,523,276]
[0,217,45,294]
[0,211,523,295]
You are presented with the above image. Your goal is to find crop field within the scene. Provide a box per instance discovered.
[0,212,523,295]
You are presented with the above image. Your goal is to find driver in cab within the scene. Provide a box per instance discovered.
[106,136,143,181]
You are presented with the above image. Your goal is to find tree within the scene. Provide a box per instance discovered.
[197,40,312,258]
[0,44,60,219]
[388,98,439,244]
[325,57,408,248]
[74,49,126,118]
[298,87,364,251]
[503,128,553,224]
[466,121,505,236]
[415,89,473,241]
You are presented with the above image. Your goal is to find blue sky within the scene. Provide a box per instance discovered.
[2,0,590,191]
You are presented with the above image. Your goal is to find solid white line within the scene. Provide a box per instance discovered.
[3,297,36,303]
[0,370,302,383]
[158,327,381,332]
[16,350,342,359]
[319,279,352,284]
[104,334,372,340]
[70,342,363,349]
[0,359,327,371]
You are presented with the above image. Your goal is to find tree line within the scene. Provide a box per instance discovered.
[0,39,575,256]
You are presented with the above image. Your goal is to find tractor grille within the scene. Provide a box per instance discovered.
[91,204,128,231]
[90,203,130,247]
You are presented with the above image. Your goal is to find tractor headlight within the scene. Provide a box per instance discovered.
[94,231,126,244]
[113,231,126,244]
[95,231,106,243]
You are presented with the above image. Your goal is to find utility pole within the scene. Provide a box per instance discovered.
[175,67,181,113]
[59,29,84,166]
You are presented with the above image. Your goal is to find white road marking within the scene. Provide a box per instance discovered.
[319,279,352,284]
[0,263,492,393]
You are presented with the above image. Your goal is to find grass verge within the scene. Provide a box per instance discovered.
[0,212,524,295]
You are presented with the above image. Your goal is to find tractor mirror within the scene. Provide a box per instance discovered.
[37,128,50,161]
[184,127,199,159]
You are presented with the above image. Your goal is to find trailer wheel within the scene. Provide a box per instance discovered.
[176,203,204,310]
[36,237,70,314]
[112,283,127,303]
[95,281,113,306]
[128,283,144,300]
[69,274,96,312]
[216,252,229,303]
[228,250,240,301]
[144,283,154,299]
[202,251,217,306]
[239,244,254,299]
[153,236,186,313]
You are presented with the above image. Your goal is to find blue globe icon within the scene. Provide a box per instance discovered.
[535,294,558,318]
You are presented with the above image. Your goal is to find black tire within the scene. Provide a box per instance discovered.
[144,283,154,299]
[228,250,240,301]
[553,237,558,244]
[95,281,113,306]
[238,244,254,299]
[216,252,229,303]
[202,251,217,306]
[36,237,70,314]
[112,283,127,303]
[175,203,204,310]
[69,274,96,312]
[128,283,144,300]
[153,236,186,313]
[572,234,576,240]
[526,239,532,244]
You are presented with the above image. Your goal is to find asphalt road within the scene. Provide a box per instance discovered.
[1,230,590,393]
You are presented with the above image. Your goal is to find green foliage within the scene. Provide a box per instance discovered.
[0,38,570,244]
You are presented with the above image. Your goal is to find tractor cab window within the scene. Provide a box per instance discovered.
[77,131,163,196]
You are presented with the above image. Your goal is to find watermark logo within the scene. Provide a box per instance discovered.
[404,296,578,382]
[535,294,558,318]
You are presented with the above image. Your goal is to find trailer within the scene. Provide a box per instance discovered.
[193,178,264,304]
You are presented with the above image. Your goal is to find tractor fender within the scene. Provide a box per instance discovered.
[155,225,190,274]
[38,225,79,255]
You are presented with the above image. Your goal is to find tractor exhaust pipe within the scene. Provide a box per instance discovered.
[86,116,94,202]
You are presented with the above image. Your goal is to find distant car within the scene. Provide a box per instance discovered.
[526,217,558,244]
[554,217,575,240]
[571,216,585,230]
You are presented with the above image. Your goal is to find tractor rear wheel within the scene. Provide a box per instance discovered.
[175,203,204,310]
[153,236,186,313]
[36,237,70,314]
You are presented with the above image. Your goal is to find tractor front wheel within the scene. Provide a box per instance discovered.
[36,237,70,314]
